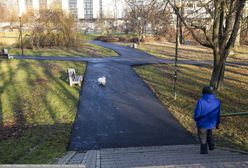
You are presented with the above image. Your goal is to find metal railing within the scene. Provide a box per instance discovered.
[221,112,248,117]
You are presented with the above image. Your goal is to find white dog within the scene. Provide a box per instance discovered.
[8,55,14,59]
[98,76,106,86]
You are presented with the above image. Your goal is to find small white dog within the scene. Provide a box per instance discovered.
[98,76,106,86]
[8,55,14,59]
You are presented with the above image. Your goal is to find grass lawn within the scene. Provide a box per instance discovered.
[2,43,117,57]
[0,59,86,163]
[134,42,248,151]
[139,41,248,62]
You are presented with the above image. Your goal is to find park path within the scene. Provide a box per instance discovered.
[68,62,195,150]
[68,41,196,150]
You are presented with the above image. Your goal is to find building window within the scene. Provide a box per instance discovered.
[39,0,47,10]
[84,0,93,19]
[69,0,78,20]
[99,0,103,18]
[26,0,32,10]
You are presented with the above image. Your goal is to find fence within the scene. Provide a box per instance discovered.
[221,112,248,117]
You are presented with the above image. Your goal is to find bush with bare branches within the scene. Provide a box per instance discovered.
[20,8,80,49]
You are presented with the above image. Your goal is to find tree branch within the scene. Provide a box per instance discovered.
[168,0,214,48]
[225,0,246,51]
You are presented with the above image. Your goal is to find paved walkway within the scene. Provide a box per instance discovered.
[58,144,248,167]
[68,42,196,150]
[68,61,195,150]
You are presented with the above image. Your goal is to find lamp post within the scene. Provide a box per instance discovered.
[173,14,179,100]
[137,17,141,44]
[18,14,24,56]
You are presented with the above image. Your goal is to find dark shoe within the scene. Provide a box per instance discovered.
[209,145,215,151]
[200,144,208,154]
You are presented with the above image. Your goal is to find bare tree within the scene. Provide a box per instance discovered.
[149,1,174,39]
[169,0,246,89]
[124,0,158,40]
[0,0,5,21]
[21,8,79,49]
[0,0,18,22]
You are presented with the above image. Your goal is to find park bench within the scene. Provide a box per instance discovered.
[68,68,82,87]
[1,49,13,59]
[1,49,8,56]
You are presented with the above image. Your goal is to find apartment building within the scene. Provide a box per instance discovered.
[17,0,125,20]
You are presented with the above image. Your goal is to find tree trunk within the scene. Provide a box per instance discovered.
[210,49,227,90]
[179,20,184,44]
[234,25,241,47]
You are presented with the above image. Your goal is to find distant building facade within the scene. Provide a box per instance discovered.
[17,0,126,20]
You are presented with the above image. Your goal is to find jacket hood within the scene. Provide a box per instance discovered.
[202,94,216,103]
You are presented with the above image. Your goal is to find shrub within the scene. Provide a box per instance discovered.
[20,8,80,49]
[95,36,119,42]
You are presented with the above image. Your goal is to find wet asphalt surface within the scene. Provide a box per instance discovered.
[13,41,197,151]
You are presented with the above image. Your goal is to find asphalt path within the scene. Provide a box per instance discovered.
[67,42,196,150]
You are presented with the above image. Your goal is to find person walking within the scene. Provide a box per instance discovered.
[194,86,221,154]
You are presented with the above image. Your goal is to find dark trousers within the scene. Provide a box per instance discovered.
[197,128,215,153]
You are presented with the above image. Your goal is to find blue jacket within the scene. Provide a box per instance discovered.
[194,94,220,129]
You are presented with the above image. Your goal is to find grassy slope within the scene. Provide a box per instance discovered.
[134,42,248,151]
[0,59,85,163]
[5,43,117,57]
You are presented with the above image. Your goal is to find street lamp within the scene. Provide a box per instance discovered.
[171,0,182,100]
[18,13,24,56]
[173,13,179,100]
[137,17,141,44]
[173,2,181,100]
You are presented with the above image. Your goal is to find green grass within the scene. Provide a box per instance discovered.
[0,59,86,163]
[134,43,248,152]
[3,43,117,57]
[0,40,118,163]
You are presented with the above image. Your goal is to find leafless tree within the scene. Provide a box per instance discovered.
[0,0,5,21]
[169,0,247,89]
[124,0,159,40]
[21,8,79,49]
[0,0,18,22]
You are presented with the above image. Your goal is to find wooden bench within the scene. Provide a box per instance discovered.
[68,68,82,87]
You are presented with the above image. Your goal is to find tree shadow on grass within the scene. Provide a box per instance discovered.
[0,59,84,164]
[0,123,72,164]
[0,59,27,128]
